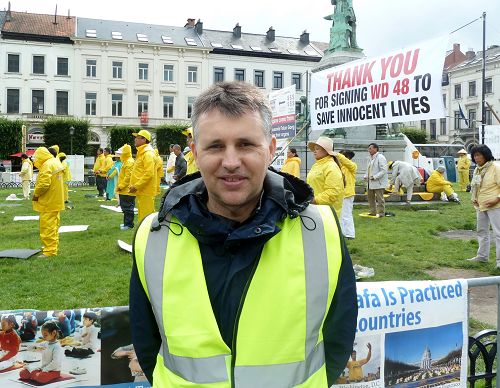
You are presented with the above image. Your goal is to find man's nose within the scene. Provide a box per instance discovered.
[221,147,241,170]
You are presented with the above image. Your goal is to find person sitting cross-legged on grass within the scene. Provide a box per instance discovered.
[426,166,460,203]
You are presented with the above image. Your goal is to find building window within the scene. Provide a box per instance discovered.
[187,97,195,118]
[442,94,446,108]
[187,66,198,83]
[454,111,461,129]
[33,55,45,74]
[138,95,149,116]
[430,119,436,140]
[138,63,149,80]
[486,109,493,125]
[273,71,283,89]
[468,81,476,97]
[57,57,68,76]
[86,59,97,77]
[214,67,224,83]
[420,120,426,130]
[468,109,476,128]
[7,54,20,73]
[440,118,446,135]
[454,84,461,99]
[7,89,20,113]
[163,64,174,82]
[56,91,69,115]
[112,61,123,79]
[112,94,123,116]
[292,73,302,90]
[295,101,302,115]
[235,69,245,81]
[163,96,174,118]
[254,70,264,88]
[85,92,97,116]
[485,78,493,94]
[32,90,44,114]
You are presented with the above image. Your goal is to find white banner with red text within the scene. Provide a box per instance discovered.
[311,36,448,130]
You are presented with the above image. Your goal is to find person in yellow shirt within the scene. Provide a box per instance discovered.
[306,136,344,216]
[183,127,199,175]
[32,147,65,257]
[346,343,372,383]
[468,145,500,266]
[19,154,33,200]
[93,148,106,197]
[154,149,164,196]
[281,147,301,178]
[116,144,135,230]
[129,130,156,223]
[336,150,357,239]
[426,166,460,202]
[457,149,471,191]
[57,153,72,203]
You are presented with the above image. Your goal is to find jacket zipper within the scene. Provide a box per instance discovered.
[230,255,261,388]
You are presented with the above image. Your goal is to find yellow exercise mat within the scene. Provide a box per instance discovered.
[359,212,381,218]
[416,192,435,201]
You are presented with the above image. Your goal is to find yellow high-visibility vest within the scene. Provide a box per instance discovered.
[135,204,343,387]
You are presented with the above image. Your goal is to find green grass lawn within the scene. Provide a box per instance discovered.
[0,186,162,310]
[0,185,494,311]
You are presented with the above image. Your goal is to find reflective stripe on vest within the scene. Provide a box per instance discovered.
[136,204,341,387]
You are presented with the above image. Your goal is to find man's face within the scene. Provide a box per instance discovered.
[135,136,147,148]
[97,149,102,156]
[173,147,181,156]
[104,150,110,156]
[192,109,276,222]
[351,352,357,361]
[368,145,377,156]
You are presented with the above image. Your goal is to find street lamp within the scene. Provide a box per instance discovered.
[69,126,75,155]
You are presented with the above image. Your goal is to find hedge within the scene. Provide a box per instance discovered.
[43,118,90,155]
[0,118,23,159]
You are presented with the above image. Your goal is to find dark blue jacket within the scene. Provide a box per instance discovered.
[129,169,358,386]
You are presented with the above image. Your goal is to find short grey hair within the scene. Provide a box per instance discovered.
[191,81,273,142]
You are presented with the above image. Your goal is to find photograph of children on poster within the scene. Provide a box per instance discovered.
[332,279,468,388]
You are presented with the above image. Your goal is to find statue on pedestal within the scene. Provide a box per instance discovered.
[324,0,362,53]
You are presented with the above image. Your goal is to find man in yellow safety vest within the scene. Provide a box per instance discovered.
[129,81,357,387]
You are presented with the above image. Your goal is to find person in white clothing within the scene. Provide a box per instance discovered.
[165,144,177,185]
[388,161,421,205]
[64,311,99,358]
[19,154,33,199]
[363,143,388,217]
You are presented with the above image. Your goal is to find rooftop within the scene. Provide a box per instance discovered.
[2,11,75,38]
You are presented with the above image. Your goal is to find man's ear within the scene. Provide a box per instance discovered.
[268,136,277,165]
[191,141,197,160]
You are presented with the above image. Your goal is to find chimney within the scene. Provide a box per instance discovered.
[185,18,195,28]
[67,9,71,20]
[266,26,275,42]
[195,19,203,34]
[466,49,475,60]
[300,30,309,45]
[53,4,58,25]
[453,43,460,52]
[233,23,241,38]
[5,1,11,22]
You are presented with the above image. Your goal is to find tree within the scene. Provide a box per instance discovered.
[43,118,90,155]
[0,118,23,159]
[156,123,190,155]
[109,126,141,153]
[401,127,427,144]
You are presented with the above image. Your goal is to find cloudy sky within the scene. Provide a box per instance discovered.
[2,0,499,57]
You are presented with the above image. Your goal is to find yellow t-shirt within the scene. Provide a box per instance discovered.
[346,360,364,381]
